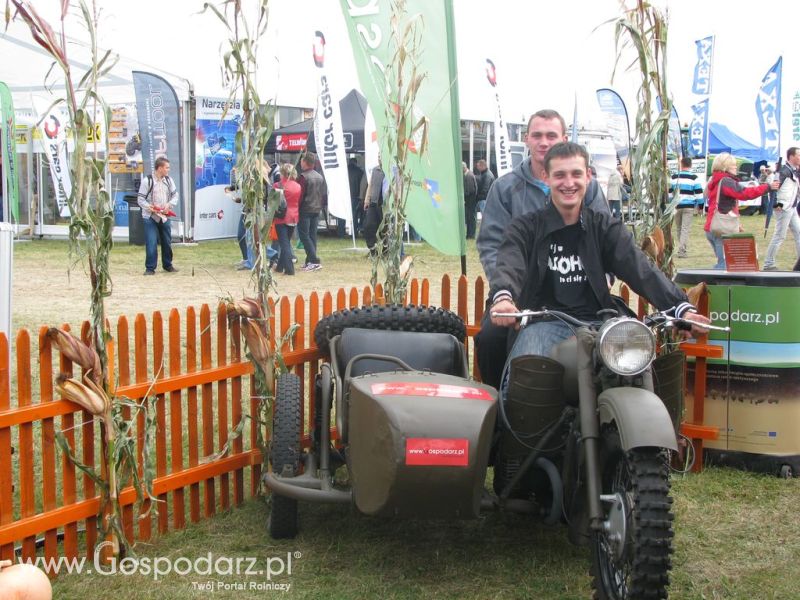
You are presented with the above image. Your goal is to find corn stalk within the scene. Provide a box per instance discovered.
[204,0,283,469]
[6,0,166,557]
[611,0,677,277]
[370,0,428,304]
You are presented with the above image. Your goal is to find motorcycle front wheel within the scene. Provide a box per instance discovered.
[590,426,674,600]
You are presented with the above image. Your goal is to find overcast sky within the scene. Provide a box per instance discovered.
[5,0,798,151]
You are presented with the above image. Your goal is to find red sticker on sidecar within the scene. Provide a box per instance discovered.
[405,438,469,466]
[371,382,493,400]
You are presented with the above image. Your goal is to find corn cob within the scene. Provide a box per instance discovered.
[47,328,102,383]
[55,374,108,416]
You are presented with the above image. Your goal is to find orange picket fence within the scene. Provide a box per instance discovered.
[0,274,714,568]
[0,275,488,566]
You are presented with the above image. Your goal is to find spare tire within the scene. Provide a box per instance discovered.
[313,304,466,355]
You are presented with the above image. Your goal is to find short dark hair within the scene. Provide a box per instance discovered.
[301,152,317,166]
[680,156,692,168]
[543,142,590,173]
[526,109,566,137]
[154,156,170,170]
[787,147,799,160]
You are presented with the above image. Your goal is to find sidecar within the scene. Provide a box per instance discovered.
[263,306,498,539]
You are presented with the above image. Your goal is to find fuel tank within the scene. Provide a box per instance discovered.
[347,371,497,518]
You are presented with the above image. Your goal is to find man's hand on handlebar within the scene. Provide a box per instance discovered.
[490,299,521,329]
[681,310,712,338]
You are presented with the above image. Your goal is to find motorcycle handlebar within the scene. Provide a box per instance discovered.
[490,310,591,329]
[492,309,731,334]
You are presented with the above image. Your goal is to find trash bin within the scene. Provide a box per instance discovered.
[125,194,145,246]
[675,269,800,476]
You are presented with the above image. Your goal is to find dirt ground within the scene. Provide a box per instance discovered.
[10,235,481,336]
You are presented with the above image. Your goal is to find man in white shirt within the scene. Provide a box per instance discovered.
[137,157,179,275]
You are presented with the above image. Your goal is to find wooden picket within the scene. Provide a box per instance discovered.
[0,275,712,569]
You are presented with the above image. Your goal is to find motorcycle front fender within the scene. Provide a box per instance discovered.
[597,387,678,452]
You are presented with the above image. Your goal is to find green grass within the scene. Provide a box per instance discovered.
[47,467,800,599]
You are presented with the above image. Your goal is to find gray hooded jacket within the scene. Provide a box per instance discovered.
[477,157,608,287]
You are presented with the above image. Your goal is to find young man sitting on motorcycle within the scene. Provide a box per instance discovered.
[489,142,710,390]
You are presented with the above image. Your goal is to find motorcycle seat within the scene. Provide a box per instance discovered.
[335,328,468,379]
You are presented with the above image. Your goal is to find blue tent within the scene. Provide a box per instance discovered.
[708,122,771,163]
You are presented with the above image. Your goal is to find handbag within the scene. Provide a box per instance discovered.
[710,182,739,237]
[273,186,287,220]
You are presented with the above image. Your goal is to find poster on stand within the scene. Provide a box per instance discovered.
[193,96,243,240]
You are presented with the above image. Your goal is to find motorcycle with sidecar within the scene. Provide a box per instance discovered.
[264,304,725,599]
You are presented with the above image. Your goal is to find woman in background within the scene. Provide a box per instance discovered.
[273,163,301,276]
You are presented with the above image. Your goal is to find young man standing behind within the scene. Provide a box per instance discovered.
[475,109,608,389]
[137,156,178,276]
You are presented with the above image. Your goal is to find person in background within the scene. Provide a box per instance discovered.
[348,156,365,236]
[763,147,800,271]
[704,153,776,270]
[363,165,385,255]
[606,164,623,218]
[137,156,178,276]
[670,156,704,258]
[758,165,771,215]
[273,163,301,276]
[297,152,325,271]
[474,109,608,389]
[463,161,478,239]
[475,158,495,216]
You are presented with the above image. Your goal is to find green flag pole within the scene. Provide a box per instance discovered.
[444,0,467,275]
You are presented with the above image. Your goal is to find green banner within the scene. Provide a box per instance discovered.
[0,82,19,222]
[340,0,465,256]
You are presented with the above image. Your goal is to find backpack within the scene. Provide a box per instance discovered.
[143,174,173,200]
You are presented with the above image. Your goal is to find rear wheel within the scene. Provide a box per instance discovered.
[590,427,674,600]
[268,373,302,539]
[313,304,466,355]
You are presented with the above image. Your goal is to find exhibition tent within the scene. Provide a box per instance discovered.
[265,89,368,155]
[708,122,772,163]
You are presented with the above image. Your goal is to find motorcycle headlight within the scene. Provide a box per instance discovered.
[597,318,656,376]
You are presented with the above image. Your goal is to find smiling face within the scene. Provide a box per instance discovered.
[545,154,589,223]
[525,116,567,171]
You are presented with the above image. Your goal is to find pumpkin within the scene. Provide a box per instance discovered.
[0,560,52,600]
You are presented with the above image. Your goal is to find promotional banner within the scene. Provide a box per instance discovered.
[108,104,144,175]
[692,35,714,96]
[656,97,682,157]
[793,91,800,143]
[485,59,511,177]
[685,282,800,455]
[340,0,465,256]
[37,106,72,218]
[689,99,710,157]
[132,71,183,218]
[193,96,243,240]
[0,82,19,222]
[756,57,782,162]
[595,88,630,161]
[313,30,352,222]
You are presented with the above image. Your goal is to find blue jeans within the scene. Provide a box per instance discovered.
[237,213,249,261]
[144,216,173,271]
[297,212,320,264]
[500,320,575,400]
[705,230,725,269]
